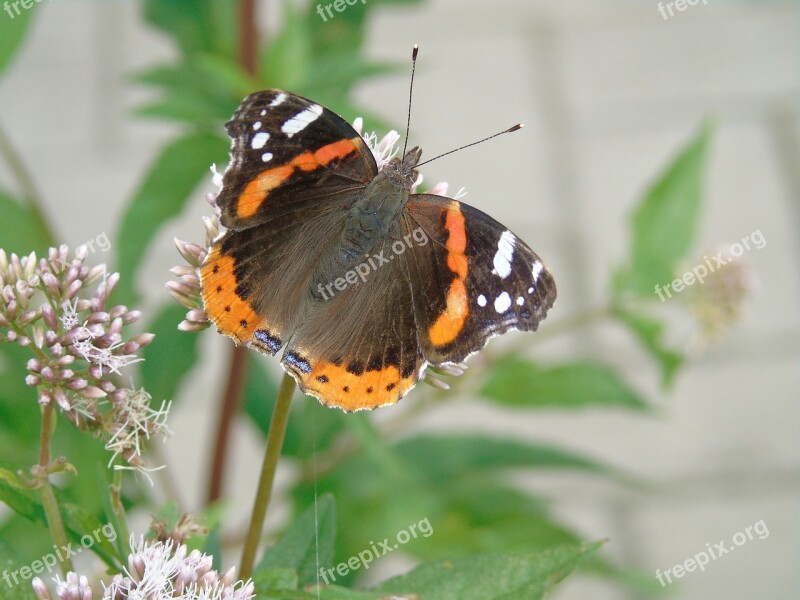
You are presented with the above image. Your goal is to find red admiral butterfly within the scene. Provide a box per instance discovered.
[200,51,556,411]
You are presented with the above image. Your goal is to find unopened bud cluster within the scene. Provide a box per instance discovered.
[0,245,168,472]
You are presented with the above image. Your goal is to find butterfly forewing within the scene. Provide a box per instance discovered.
[403,194,556,366]
[216,89,376,229]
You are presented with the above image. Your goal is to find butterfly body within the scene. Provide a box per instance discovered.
[200,89,556,411]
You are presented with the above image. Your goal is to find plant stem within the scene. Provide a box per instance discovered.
[239,372,295,580]
[0,119,57,244]
[205,0,260,507]
[110,467,131,556]
[207,347,248,504]
[37,402,73,574]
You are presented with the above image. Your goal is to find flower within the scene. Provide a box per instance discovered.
[33,537,254,600]
[684,245,757,345]
[0,245,165,473]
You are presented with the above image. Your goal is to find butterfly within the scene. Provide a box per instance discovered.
[200,85,556,412]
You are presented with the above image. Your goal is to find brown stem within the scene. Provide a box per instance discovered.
[240,0,258,77]
[205,0,260,505]
[206,346,249,504]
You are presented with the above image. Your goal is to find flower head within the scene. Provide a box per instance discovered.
[33,537,254,600]
[684,245,757,345]
[0,245,164,473]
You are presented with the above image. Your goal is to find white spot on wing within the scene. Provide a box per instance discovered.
[527,287,534,294]
[516,296,525,306]
[260,109,267,116]
[477,294,487,307]
[253,121,262,130]
[494,292,511,314]
[532,261,543,281]
[269,93,287,107]
[282,104,323,138]
[492,231,516,279]
[251,132,270,150]
[261,152,273,162]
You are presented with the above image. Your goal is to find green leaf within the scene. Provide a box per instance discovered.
[252,567,298,593]
[0,474,41,523]
[153,499,181,530]
[0,540,38,599]
[0,2,36,77]
[203,528,223,571]
[115,132,227,303]
[140,304,202,403]
[612,306,683,388]
[0,475,120,569]
[480,360,648,411]
[142,0,236,59]
[394,435,613,480]
[256,493,336,586]
[371,542,603,600]
[261,3,313,91]
[97,463,130,562]
[0,188,51,257]
[617,124,712,296]
[60,502,121,569]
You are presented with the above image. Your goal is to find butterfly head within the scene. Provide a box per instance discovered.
[383,146,422,190]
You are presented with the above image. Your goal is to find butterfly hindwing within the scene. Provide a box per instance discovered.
[279,231,426,411]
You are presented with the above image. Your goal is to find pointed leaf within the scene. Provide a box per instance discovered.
[0,188,51,256]
[480,360,648,410]
[617,124,712,296]
[0,3,36,77]
[371,542,603,600]
[115,132,227,303]
[394,435,614,480]
[612,306,683,388]
[256,493,336,586]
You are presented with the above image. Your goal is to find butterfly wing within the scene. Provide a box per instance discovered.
[216,89,377,230]
[201,90,376,354]
[279,232,427,412]
[403,194,556,366]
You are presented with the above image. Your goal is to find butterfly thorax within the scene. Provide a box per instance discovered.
[337,147,422,266]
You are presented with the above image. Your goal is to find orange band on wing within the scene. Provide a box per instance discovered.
[427,278,469,347]
[200,245,273,348]
[236,137,361,218]
[428,202,470,347]
[288,360,417,412]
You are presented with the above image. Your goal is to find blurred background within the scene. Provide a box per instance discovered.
[0,1,797,598]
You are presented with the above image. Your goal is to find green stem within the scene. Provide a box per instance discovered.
[239,372,295,580]
[0,119,57,244]
[37,402,73,574]
[110,467,130,556]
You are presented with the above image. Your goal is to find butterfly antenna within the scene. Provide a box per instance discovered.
[401,44,419,158]
[416,123,524,167]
